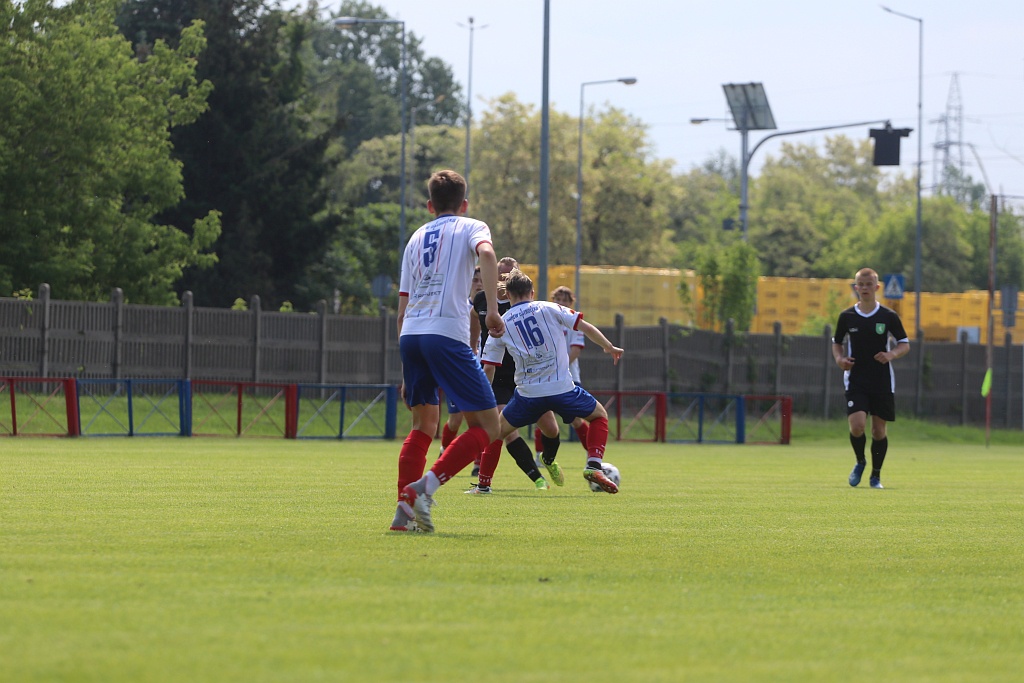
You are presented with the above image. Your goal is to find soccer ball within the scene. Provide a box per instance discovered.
[588,463,621,492]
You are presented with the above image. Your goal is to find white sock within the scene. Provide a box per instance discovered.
[425,470,441,495]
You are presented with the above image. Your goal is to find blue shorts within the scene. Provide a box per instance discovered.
[400,334,496,413]
[501,386,598,428]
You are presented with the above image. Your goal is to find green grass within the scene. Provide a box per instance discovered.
[2,427,1022,682]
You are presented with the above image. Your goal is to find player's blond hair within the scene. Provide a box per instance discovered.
[855,267,879,282]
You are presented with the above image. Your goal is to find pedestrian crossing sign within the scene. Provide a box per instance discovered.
[883,274,904,299]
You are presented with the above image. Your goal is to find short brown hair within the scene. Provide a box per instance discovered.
[428,170,467,213]
[550,286,575,305]
[504,269,533,299]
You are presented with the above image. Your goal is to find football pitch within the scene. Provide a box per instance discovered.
[2,422,1022,682]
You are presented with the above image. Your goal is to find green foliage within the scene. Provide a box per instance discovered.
[720,241,759,331]
[691,242,759,331]
[118,0,334,309]
[300,203,431,314]
[0,0,219,304]
[694,246,723,330]
[231,298,248,311]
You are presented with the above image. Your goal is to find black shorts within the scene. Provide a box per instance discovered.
[845,390,896,422]
[491,380,516,406]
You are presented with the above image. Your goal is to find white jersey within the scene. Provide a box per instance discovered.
[565,327,585,383]
[481,300,582,398]
[399,214,492,343]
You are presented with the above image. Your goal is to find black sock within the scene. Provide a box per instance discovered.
[540,434,561,466]
[850,433,867,464]
[507,437,542,481]
[871,437,888,477]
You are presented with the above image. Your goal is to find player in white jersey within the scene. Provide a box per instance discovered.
[481,269,624,493]
[534,286,591,467]
[392,170,505,533]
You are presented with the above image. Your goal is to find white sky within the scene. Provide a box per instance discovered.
[338,0,1024,202]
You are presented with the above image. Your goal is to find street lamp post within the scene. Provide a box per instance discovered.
[576,78,637,305]
[882,5,924,339]
[457,17,487,194]
[333,16,407,269]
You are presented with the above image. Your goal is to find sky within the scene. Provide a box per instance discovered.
[324,0,1024,203]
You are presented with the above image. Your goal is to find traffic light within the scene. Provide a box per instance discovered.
[870,124,912,166]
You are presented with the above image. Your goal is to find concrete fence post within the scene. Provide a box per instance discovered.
[317,300,328,385]
[182,292,193,380]
[823,324,833,419]
[251,295,261,383]
[773,321,783,396]
[615,313,625,393]
[39,283,51,378]
[725,318,735,395]
[959,330,969,426]
[660,317,670,393]
[112,288,124,380]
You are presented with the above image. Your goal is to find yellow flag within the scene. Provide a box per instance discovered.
[981,368,992,397]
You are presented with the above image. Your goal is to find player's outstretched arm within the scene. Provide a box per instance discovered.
[579,320,623,365]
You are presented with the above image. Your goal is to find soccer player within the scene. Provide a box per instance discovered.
[832,267,910,489]
[465,258,557,494]
[534,286,591,468]
[436,266,485,455]
[391,170,504,533]
[481,269,623,493]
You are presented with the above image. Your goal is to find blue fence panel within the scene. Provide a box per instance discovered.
[664,393,744,444]
[295,384,397,440]
[77,379,186,437]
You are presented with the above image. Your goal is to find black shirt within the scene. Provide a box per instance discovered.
[472,289,515,386]
[833,303,909,393]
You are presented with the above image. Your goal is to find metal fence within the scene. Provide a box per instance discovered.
[2,285,1021,428]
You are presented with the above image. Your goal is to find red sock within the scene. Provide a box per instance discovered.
[477,439,503,488]
[586,417,608,460]
[397,429,432,496]
[442,423,458,449]
[431,426,491,485]
[574,421,590,450]
[534,427,543,453]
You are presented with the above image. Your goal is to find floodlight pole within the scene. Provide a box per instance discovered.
[538,0,551,300]
[882,6,923,340]
[576,77,637,305]
[457,17,488,194]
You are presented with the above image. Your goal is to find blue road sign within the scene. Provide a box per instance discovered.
[883,274,905,300]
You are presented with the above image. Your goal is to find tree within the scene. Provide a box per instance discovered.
[750,136,884,278]
[118,0,334,309]
[0,0,219,304]
[469,94,671,266]
[719,241,760,331]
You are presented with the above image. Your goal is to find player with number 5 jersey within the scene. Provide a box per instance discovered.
[391,170,505,533]
[481,269,624,493]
